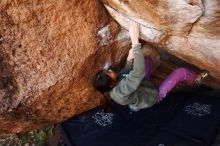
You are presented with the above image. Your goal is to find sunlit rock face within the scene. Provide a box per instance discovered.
[101,0,220,81]
[0,0,132,134]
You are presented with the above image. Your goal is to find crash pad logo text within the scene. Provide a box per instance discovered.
[92,110,114,127]
[183,102,212,117]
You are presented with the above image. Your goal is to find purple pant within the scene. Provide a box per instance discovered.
[144,57,198,102]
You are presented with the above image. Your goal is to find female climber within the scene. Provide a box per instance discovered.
[92,22,209,112]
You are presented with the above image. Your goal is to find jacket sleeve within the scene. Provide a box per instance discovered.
[110,43,145,103]
[124,59,134,72]
[118,59,133,80]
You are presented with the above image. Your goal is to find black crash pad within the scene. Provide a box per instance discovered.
[59,90,220,146]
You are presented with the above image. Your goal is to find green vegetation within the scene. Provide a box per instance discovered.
[0,125,54,146]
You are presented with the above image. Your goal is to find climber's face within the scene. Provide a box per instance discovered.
[105,69,118,83]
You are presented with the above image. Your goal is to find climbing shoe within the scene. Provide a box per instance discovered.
[195,70,209,85]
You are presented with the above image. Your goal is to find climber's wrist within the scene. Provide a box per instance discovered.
[132,40,139,45]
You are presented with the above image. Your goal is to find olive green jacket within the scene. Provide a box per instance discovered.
[110,44,158,110]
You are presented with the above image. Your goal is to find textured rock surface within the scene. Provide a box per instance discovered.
[0,0,131,134]
[101,0,220,82]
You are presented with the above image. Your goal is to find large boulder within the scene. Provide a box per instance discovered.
[101,0,220,87]
[0,0,131,134]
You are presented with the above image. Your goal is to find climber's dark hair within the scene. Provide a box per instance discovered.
[92,70,114,112]
[92,70,115,93]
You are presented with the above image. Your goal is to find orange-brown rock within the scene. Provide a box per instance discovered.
[0,0,132,134]
[101,0,220,84]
